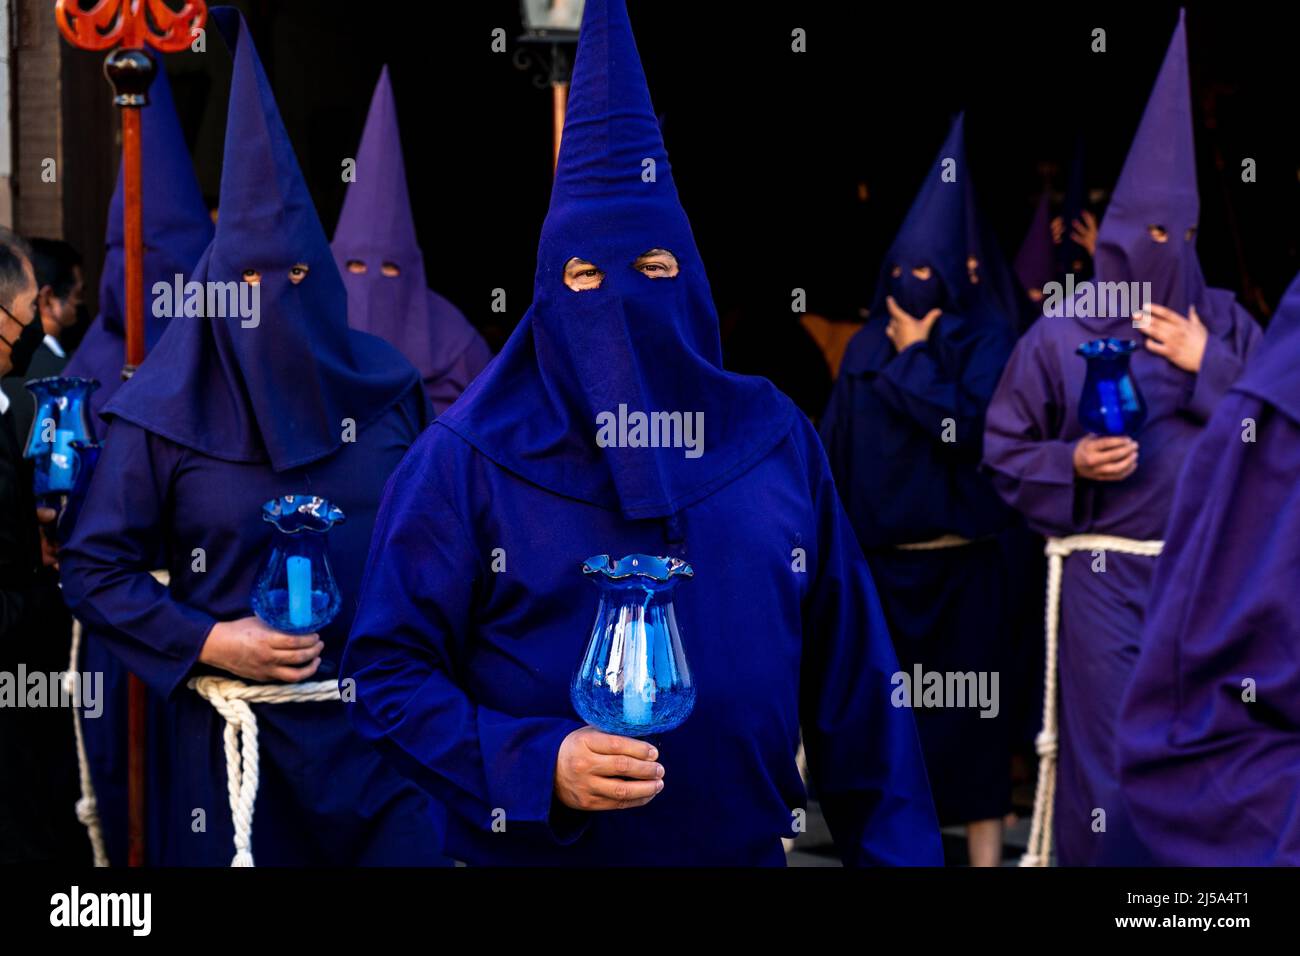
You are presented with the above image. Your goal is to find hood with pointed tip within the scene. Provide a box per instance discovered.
[1094,9,1207,322]
[869,114,1014,328]
[90,61,213,349]
[438,0,792,520]
[330,66,478,382]
[104,7,420,472]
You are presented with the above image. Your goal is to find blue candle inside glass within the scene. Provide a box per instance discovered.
[286,555,313,629]
[250,496,345,637]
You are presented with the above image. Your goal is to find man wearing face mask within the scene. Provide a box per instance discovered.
[0,228,83,863]
[983,12,1261,866]
[819,114,1019,866]
[2,239,84,457]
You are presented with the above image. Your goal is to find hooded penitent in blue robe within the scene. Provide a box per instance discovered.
[64,63,214,425]
[59,60,215,867]
[982,10,1260,865]
[819,114,1016,828]
[341,0,941,866]
[1112,272,1300,865]
[331,66,491,416]
[60,8,445,866]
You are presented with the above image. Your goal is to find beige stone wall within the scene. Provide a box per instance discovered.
[12,0,63,238]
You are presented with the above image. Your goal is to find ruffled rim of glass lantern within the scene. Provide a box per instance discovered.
[582,553,694,582]
[261,495,346,534]
[24,375,101,396]
[1076,337,1139,359]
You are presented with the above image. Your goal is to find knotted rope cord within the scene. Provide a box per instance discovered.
[187,675,340,867]
[68,569,341,867]
[66,617,109,866]
[1019,534,1163,867]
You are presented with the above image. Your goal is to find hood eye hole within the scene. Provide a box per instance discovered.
[346,259,367,274]
[633,248,679,279]
[242,269,261,286]
[966,255,980,284]
[381,262,401,278]
[1147,224,1170,243]
[1185,226,1197,242]
[288,263,309,285]
[911,265,933,281]
[563,257,604,292]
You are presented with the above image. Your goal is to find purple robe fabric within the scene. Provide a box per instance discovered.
[63,62,214,425]
[1115,272,1300,865]
[331,67,491,415]
[982,10,1261,865]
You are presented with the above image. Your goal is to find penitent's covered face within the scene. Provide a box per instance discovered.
[563,248,679,292]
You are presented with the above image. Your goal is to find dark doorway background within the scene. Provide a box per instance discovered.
[62,1,1300,349]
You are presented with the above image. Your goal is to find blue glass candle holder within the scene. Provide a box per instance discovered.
[1076,338,1147,437]
[23,376,102,541]
[571,554,696,738]
[250,495,345,635]
[23,376,100,500]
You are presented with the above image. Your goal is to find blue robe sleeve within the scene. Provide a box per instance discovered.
[873,322,1014,462]
[342,437,587,841]
[982,331,1091,535]
[59,421,216,698]
[797,424,943,865]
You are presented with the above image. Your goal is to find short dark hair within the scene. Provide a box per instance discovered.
[29,238,82,300]
[0,227,34,312]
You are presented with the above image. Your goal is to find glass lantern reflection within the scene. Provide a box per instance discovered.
[1076,338,1147,437]
[249,495,345,635]
[22,376,102,541]
[571,554,695,738]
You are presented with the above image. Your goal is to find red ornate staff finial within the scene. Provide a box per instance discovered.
[54,0,207,52]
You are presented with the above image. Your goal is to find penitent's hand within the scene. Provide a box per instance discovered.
[884,296,941,353]
[199,615,323,682]
[1073,434,1139,481]
[1137,303,1207,373]
[554,726,664,811]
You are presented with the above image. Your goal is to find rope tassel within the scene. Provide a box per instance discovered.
[1019,533,1162,867]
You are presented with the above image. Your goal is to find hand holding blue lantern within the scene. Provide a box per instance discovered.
[250,495,345,636]
[1076,338,1148,437]
[571,554,695,738]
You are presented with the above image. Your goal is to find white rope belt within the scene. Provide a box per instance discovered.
[894,533,973,551]
[1019,533,1163,867]
[69,569,341,867]
[187,674,340,867]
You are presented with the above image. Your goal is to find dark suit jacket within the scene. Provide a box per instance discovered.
[0,403,84,863]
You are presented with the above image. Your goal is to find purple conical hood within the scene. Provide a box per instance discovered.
[92,61,213,346]
[331,67,475,380]
[1014,187,1056,298]
[438,0,792,519]
[104,7,419,472]
[1094,9,1207,319]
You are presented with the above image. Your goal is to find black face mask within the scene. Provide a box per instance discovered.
[0,303,44,377]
